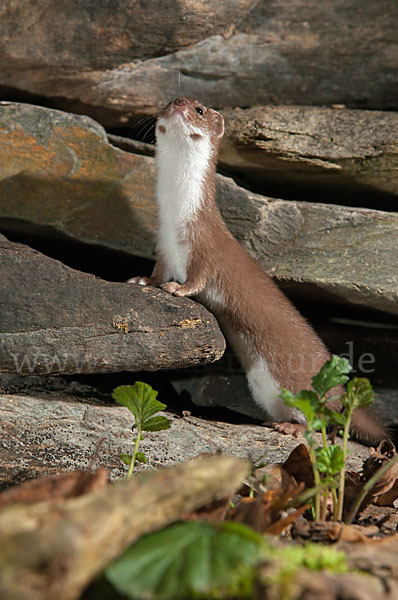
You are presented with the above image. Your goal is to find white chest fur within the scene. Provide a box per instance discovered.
[156,120,212,283]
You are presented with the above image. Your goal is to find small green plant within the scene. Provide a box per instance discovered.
[277,542,349,572]
[261,543,349,599]
[104,521,352,600]
[266,542,349,582]
[105,520,265,600]
[112,381,171,479]
[281,355,375,521]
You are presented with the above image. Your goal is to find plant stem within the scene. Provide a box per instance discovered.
[308,441,321,520]
[331,487,338,520]
[345,454,398,524]
[127,427,142,479]
[320,491,328,521]
[335,407,353,521]
[321,427,328,450]
[321,395,328,450]
[285,483,333,509]
[319,397,329,519]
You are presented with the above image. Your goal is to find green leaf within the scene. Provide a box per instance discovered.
[142,416,171,431]
[312,418,327,431]
[120,452,146,466]
[304,430,315,445]
[281,389,318,424]
[112,381,167,428]
[105,521,262,600]
[315,445,344,476]
[327,410,347,426]
[120,453,132,465]
[135,452,147,464]
[342,377,374,410]
[280,389,295,405]
[296,389,321,409]
[281,389,319,406]
[142,415,172,432]
[311,355,351,398]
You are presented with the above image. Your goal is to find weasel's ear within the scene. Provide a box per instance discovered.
[210,110,224,139]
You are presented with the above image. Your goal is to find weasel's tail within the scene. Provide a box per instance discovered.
[386,421,398,450]
[350,408,390,447]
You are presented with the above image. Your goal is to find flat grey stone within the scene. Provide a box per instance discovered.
[0,390,369,489]
[220,105,398,205]
[0,1,396,125]
[0,238,225,375]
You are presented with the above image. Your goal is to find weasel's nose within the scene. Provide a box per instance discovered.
[173,98,187,107]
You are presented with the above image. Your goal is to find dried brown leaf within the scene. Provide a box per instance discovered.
[229,494,272,532]
[357,504,398,536]
[375,479,398,507]
[361,440,398,499]
[292,520,379,543]
[337,523,379,543]
[229,482,305,534]
[183,497,231,522]
[264,505,309,535]
[283,443,314,487]
[0,468,108,508]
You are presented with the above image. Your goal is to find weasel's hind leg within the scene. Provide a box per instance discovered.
[246,356,306,425]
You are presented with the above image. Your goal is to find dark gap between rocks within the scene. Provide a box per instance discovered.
[0,85,158,142]
[0,217,153,282]
[0,85,139,131]
[219,167,397,213]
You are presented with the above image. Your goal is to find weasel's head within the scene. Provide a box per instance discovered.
[156,97,224,149]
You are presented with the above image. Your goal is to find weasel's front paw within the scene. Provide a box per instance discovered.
[275,422,306,437]
[263,421,306,437]
[161,281,181,294]
[174,285,195,297]
[126,276,151,285]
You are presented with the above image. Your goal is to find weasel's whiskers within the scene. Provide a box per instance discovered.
[127,114,156,142]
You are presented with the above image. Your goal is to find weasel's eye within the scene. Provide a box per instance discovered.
[195,107,204,115]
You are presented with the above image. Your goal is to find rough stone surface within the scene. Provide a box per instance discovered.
[108,133,155,158]
[0,238,225,375]
[0,1,256,66]
[220,106,398,206]
[0,101,158,258]
[1,103,397,315]
[0,1,396,126]
[0,390,369,490]
[216,177,398,316]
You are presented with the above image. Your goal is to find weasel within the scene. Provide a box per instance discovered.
[129,97,386,445]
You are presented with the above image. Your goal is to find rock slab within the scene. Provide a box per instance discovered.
[216,176,398,315]
[0,238,225,375]
[220,105,398,205]
[0,390,369,490]
[0,0,396,124]
[0,101,158,258]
